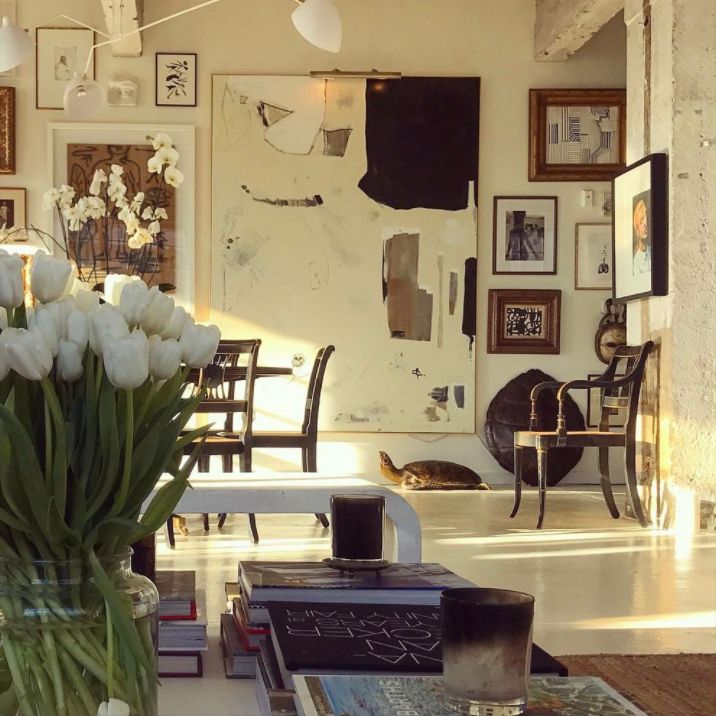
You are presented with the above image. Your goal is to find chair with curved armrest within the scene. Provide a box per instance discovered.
[511,341,654,529]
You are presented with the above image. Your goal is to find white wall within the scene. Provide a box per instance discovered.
[5,0,626,482]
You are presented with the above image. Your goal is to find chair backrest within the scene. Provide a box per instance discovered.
[302,345,335,437]
[597,341,653,431]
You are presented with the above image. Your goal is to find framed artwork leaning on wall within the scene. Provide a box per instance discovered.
[487,289,561,354]
[529,88,626,182]
[0,87,15,174]
[612,153,668,302]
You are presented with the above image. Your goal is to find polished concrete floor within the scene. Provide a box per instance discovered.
[157,486,716,657]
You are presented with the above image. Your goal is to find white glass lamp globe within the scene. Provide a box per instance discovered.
[63,72,106,120]
[0,16,33,73]
[291,0,342,53]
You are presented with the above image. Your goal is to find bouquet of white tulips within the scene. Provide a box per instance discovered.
[0,250,219,716]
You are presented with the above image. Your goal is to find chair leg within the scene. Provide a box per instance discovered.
[624,440,649,527]
[248,514,259,544]
[536,446,548,529]
[599,446,620,519]
[240,451,259,543]
[217,513,228,529]
[165,516,175,548]
[303,447,328,528]
[202,513,210,531]
[510,445,523,518]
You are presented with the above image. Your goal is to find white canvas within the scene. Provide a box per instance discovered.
[211,75,478,433]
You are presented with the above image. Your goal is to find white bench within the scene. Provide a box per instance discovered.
[146,472,422,562]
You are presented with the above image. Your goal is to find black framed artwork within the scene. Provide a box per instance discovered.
[612,153,668,302]
[155,53,197,107]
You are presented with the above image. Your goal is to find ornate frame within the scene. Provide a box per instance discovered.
[0,87,15,174]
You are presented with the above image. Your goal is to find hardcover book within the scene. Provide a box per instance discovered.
[155,570,197,620]
[158,590,208,653]
[158,652,203,678]
[239,562,474,605]
[234,597,270,651]
[293,675,649,716]
[220,613,258,679]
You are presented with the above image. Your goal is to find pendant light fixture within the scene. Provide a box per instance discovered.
[0,16,33,73]
[63,71,106,120]
[292,0,343,53]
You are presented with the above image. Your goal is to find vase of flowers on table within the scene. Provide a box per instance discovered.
[0,248,220,715]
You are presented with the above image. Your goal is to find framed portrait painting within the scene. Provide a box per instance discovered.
[156,53,197,107]
[36,28,95,109]
[529,88,626,182]
[575,223,612,290]
[493,196,557,274]
[612,153,668,302]
[0,87,15,174]
[0,187,25,236]
[487,289,561,354]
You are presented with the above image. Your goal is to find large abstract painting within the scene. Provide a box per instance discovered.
[212,75,479,433]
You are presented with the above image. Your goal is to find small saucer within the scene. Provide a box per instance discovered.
[322,557,392,574]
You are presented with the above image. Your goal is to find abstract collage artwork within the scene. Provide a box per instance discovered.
[212,75,480,432]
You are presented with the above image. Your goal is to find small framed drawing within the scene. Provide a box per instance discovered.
[156,53,197,107]
[487,289,561,354]
[0,87,15,174]
[0,187,26,235]
[36,27,95,110]
[493,196,558,275]
[586,373,626,428]
[612,153,668,302]
[529,88,626,182]
[575,223,612,290]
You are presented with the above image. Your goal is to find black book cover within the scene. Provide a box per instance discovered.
[268,602,568,676]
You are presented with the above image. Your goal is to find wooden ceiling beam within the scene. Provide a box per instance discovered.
[100,0,144,57]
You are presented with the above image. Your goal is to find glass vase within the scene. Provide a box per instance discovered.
[0,551,159,716]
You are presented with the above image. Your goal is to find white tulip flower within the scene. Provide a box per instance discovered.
[67,309,90,351]
[97,697,131,716]
[104,274,142,306]
[161,305,189,341]
[103,329,149,390]
[141,286,174,336]
[148,335,182,380]
[119,280,150,327]
[152,133,173,151]
[57,340,83,382]
[75,289,100,314]
[0,307,7,330]
[33,303,63,357]
[164,166,184,188]
[0,327,54,381]
[89,305,129,356]
[0,250,25,310]
[31,253,73,304]
[180,321,221,368]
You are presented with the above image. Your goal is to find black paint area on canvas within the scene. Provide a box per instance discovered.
[359,77,480,211]
[462,257,477,349]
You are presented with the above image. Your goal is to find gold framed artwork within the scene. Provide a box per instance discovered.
[487,289,561,354]
[575,223,612,290]
[36,27,96,109]
[529,88,626,182]
[0,87,15,174]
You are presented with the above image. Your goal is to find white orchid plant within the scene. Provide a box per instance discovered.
[0,251,219,716]
[40,133,184,287]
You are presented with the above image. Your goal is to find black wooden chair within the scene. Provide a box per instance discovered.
[510,341,654,529]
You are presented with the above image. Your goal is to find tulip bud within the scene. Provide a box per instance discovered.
[141,286,174,336]
[119,280,150,327]
[161,305,189,340]
[66,310,89,351]
[30,253,73,304]
[97,698,131,716]
[75,289,100,314]
[0,250,24,311]
[33,303,62,357]
[57,340,83,382]
[103,329,150,390]
[180,322,221,368]
[104,273,142,306]
[89,305,129,356]
[0,327,54,381]
[148,335,182,380]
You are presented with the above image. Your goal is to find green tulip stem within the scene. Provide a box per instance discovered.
[45,399,53,486]
[106,600,114,699]
[5,307,13,327]
[115,390,134,512]
[2,637,34,716]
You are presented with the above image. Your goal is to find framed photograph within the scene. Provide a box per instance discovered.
[0,187,25,236]
[487,289,561,354]
[36,28,95,109]
[493,196,557,274]
[0,87,15,174]
[529,88,626,181]
[47,123,196,309]
[586,373,626,428]
[612,153,668,302]
[575,223,612,290]
[156,53,197,107]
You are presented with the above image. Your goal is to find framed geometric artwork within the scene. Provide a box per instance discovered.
[155,53,197,107]
[487,289,561,354]
[586,372,626,428]
[0,87,15,174]
[493,196,557,274]
[575,223,612,290]
[0,187,26,235]
[612,153,668,303]
[36,27,95,109]
[529,88,626,182]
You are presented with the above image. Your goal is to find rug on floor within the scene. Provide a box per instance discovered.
[558,653,716,716]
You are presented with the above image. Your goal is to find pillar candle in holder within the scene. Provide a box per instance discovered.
[330,494,385,561]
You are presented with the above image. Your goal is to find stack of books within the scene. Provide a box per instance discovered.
[155,570,208,677]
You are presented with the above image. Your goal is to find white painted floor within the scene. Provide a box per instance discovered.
[157,486,716,657]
